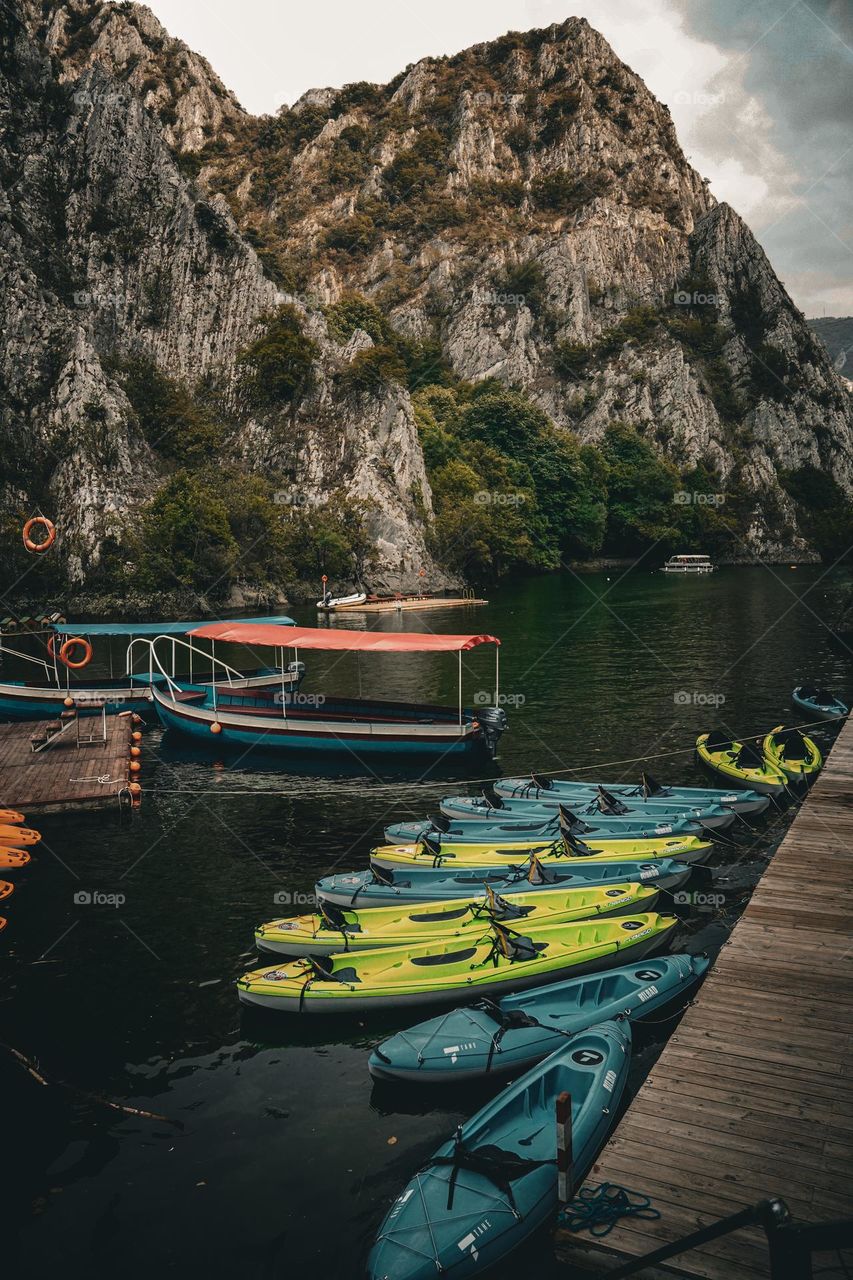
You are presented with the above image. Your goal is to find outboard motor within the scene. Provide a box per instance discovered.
[477,705,508,758]
[287,660,307,690]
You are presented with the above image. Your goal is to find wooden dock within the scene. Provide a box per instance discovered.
[0,714,138,813]
[557,717,853,1278]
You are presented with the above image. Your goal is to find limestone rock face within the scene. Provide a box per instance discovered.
[21,0,246,151]
[1,2,443,591]
[195,15,849,561]
[3,3,851,599]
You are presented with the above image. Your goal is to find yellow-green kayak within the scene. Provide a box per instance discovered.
[762,725,822,784]
[370,831,712,872]
[696,731,788,796]
[254,880,660,956]
[237,912,678,1012]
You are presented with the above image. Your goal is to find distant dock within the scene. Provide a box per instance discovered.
[555,716,853,1277]
[320,594,488,614]
[0,714,138,813]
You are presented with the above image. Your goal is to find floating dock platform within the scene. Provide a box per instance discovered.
[556,716,853,1277]
[320,594,488,614]
[0,714,138,813]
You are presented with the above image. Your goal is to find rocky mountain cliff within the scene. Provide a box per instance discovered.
[2,0,447,605]
[2,1,851,609]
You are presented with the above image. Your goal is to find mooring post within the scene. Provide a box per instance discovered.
[556,1090,573,1203]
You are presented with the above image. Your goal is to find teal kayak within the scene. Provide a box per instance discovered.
[385,808,704,844]
[792,685,848,720]
[493,773,770,816]
[367,1021,631,1279]
[440,791,738,830]
[369,953,708,1082]
[315,856,693,908]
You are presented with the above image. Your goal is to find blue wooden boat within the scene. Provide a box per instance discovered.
[494,773,770,816]
[792,685,848,721]
[367,1021,630,1280]
[151,623,508,760]
[369,953,709,1082]
[315,857,693,908]
[0,617,298,720]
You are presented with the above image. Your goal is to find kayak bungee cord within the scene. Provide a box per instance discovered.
[139,712,837,800]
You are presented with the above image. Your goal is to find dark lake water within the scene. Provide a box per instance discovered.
[4,565,851,1279]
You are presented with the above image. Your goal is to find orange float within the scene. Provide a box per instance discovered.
[0,881,14,901]
[59,637,93,669]
[22,516,56,554]
[210,722,222,734]
[0,849,31,869]
[0,824,40,846]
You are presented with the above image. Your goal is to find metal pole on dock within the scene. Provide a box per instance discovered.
[556,1091,573,1203]
[458,650,463,731]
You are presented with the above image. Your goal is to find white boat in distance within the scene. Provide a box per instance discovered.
[662,554,714,574]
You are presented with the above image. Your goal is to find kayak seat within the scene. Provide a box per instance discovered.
[736,743,764,768]
[778,732,804,757]
[509,939,547,960]
[312,965,360,982]
[411,947,479,966]
[493,903,535,919]
[705,730,734,751]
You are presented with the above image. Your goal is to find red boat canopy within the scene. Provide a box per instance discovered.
[188,623,500,652]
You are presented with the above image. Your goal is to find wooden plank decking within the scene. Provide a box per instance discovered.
[556,717,853,1278]
[0,714,137,813]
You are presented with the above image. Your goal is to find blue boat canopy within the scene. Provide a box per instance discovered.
[52,616,295,637]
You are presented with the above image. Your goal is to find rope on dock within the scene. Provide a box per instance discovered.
[559,1182,661,1237]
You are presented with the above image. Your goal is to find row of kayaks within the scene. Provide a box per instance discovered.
[238,709,835,1279]
[0,809,39,935]
[232,751,788,1278]
[236,760,776,1012]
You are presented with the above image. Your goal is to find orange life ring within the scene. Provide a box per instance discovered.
[59,637,93,670]
[47,634,56,660]
[22,517,56,554]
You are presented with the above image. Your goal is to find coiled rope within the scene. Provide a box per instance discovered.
[559,1182,661,1237]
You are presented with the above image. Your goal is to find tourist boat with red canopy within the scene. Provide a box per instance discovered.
[0,617,302,720]
[148,622,508,759]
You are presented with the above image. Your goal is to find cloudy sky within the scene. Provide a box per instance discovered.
[147,0,853,316]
